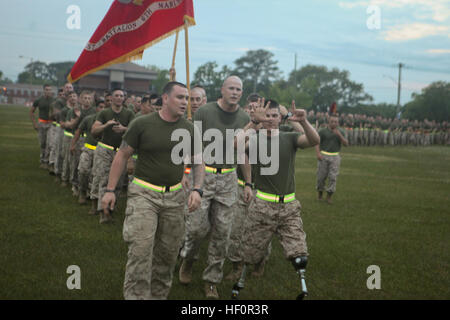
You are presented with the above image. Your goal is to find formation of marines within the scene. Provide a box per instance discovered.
[309,112,450,147]
[29,78,448,300]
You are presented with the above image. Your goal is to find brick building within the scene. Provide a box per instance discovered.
[74,62,158,96]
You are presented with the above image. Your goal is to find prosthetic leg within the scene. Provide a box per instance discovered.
[231,264,247,299]
[292,256,308,300]
[231,256,309,300]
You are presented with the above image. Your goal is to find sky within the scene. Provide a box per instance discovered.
[0,0,449,105]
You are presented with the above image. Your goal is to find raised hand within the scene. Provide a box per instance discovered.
[287,100,307,123]
[252,98,270,123]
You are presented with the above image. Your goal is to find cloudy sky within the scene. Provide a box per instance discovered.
[0,0,449,104]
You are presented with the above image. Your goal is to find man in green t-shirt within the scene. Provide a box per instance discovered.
[60,91,78,187]
[51,83,73,180]
[71,100,105,207]
[236,98,319,299]
[101,81,205,300]
[30,84,55,169]
[91,89,135,221]
[315,114,348,204]
[178,76,252,299]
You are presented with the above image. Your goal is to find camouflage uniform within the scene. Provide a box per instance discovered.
[316,154,341,194]
[180,170,238,284]
[242,198,307,264]
[37,122,52,164]
[78,144,95,196]
[61,133,73,183]
[123,182,186,300]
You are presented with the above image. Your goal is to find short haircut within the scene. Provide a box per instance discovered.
[141,96,151,104]
[149,93,160,100]
[111,88,124,95]
[66,91,77,97]
[162,81,187,95]
[96,100,105,107]
[155,97,163,106]
[58,88,64,93]
[247,93,261,102]
[266,99,280,110]
[43,84,51,89]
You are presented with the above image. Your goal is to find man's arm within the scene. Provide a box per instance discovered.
[239,154,253,203]
[102,141,134,213]
[187,153,205,212]
[91,119,116,137]
[70,128,82,154]
[29,106,37,131]
[333,128,349,146]
[287,101,320,148]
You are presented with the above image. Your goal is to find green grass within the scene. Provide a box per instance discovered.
[0,104,449,300]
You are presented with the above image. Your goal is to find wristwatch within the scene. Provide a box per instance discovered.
[251,119,260,125]
[192,188,203,197]
[283,112,293,121]
[105,189,115,193]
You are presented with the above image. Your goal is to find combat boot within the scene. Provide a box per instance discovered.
[225,261,243,281]
[179,259,194,284]
[89,199,98,215]
[326,192,333,204]
[78,190,87,205]
[251,260,266,278]
[204,282,219,299]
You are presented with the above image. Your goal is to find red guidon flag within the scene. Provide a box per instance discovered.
[68,0,195,83]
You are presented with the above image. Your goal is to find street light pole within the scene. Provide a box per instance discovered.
[19,55,34,86]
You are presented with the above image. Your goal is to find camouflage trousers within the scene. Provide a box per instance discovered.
[61,134,72,183]
[316,153,341,194]
[53,127,64,175]
[46,124,58,166]
[345,129,353,146]
[123,181,186,300]
[78,145,95,194]
[228,185,271,264]
[70,137,84,188]
[180,170,238,284]
[241,197,308,265]
[37,122,51,164]
[92,145,126,211]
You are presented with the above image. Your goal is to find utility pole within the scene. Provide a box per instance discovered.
[397,62,403,112]
[294,53,297,89]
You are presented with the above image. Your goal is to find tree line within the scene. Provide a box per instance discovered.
[1,49,448,122]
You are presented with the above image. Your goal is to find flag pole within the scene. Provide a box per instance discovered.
[184,19,192,120]
[170,31,179,81]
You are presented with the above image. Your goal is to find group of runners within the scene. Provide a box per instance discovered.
[29,76,379,300]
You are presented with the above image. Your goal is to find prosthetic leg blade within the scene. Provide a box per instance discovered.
[231,264,247,300]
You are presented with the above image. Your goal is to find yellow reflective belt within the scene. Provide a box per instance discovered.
[256,190,296,203]
[237,179,245,187]
[320,151,339,156]
[98,142,115,151]
[84,143,96,150]
[132,177,182,193]
[205,166,236,174]
[64,131,74,138]
[132,154,138,160]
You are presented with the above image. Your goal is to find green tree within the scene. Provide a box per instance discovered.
[402,81,450,121]
[233,49,281,96]
[147,65,170,94]
[192,61,232,101]
[289,64,373,111]
[47,62,75,87]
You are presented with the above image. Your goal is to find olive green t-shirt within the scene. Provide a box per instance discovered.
[318,127,345,153]
[124,112,200,186]
[79,114,99,146]
[193,102,250,169]
[96,107,135,149]
[250,131,301,195]
[50,98,66,121]
[33,96,54,120]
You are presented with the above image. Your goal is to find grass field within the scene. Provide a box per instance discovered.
[0,104,449,300]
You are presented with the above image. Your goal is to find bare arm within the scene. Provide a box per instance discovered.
[29,106,37,130]
[70,129,81,153]
[333,128,349,146]
[92,119,116,137]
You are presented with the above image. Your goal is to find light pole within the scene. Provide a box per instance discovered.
[19,55,33,86]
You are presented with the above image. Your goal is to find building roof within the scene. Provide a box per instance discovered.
[104,62,158,75]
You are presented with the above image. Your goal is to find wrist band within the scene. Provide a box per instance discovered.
[105,189,115,193]
[245,182,253,188]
